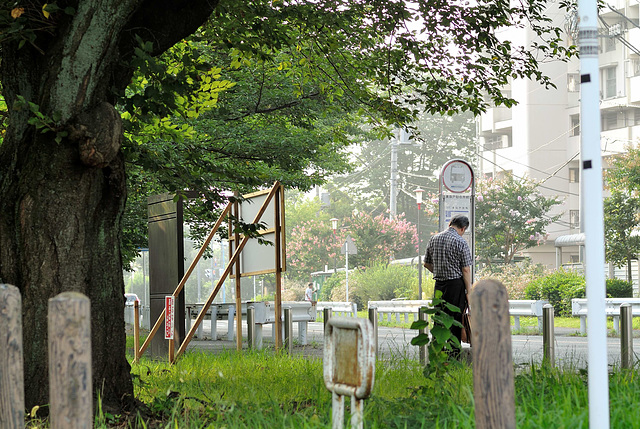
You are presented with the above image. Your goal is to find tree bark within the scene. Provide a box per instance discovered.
[0,0,218,411]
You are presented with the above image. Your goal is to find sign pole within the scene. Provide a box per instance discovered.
[578,0,610,426]
[165,296,175,364]
[346,250,349,303]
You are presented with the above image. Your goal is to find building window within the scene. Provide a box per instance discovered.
[570,115,580,136]
[602,66,617,99]
[570,210,580,229]
[605,35,617,52]
[631,59,640,77]
[567,74,580,92]
[569,168,579,183]
[602,111,621,131]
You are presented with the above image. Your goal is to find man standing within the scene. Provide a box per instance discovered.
[424,214,473,358]
[304,282,315,302]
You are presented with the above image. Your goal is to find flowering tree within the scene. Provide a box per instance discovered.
[474,174,561,265]
[286,212,417,281]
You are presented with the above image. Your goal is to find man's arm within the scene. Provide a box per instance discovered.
[424,262,434,273]
[461,266,472,294]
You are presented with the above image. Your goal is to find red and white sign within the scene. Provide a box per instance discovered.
[165,296,175,339]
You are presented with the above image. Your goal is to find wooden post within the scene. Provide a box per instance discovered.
[48,292,92,429]
[0,284,24,429]
[470,280,515,429]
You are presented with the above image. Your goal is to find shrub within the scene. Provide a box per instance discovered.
[606,278,633,298]
[524,270,585,316]
[476,260,548,299]
[318,264,426,309]
[350,264,419,308]
[317,273,343,301]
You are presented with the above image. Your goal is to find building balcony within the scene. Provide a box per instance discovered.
[479,107,512,133]
[629,75,640,104]
[628,27,640,54]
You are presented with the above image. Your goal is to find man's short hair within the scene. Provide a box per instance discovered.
[449,215,470,229]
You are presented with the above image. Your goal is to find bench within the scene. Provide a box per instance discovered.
[367,299,548,331]
[368,300,431,323]
[315,301,358,317]
[508,300,548,331]
[571,298,640,334]
[185,301,317,348]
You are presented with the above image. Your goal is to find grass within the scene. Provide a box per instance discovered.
[24,341,640,428]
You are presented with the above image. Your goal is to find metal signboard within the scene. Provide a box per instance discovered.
[341,236,358,255]
[324,317,375,429]
[165,296,174,340]
[442,159,474,193]
[230,188,286,277]
[324,317,375,398]
[438,159,476,281]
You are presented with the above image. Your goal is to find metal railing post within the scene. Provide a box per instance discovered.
[323,307,332,333]
[419,306,429,366]
[247,306,255,349]
[620,303,634,369]
[543,304,555,367]
[284,307,293,354]
[368,307,378,357]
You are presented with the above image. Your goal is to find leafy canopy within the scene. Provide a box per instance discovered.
[474,174,562,265]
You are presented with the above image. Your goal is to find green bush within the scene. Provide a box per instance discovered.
[524,270,585,316]
[317,272,343,301]
[476,260,548,300]
[606,278,633,298]
[317,264,428,309]
[349,264,420,309]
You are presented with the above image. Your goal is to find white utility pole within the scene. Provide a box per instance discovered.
[389,128,412,219]
[578,0,610,426]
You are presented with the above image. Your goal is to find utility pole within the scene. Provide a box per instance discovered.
[578,0,610,426]
[389,128,412,219]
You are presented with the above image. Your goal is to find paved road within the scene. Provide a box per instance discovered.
[186,320,640,367]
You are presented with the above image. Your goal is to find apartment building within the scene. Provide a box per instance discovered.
[477,0,640,271]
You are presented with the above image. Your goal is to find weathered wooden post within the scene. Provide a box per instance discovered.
[48,292,92,429]
[470,280,515,429]
[0,284,24,429]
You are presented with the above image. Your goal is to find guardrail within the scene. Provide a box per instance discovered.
[571,298,640,334]
[185,301,317,348]
[315,301,357,317]
[368,299,549,331]
[368,300,431,323]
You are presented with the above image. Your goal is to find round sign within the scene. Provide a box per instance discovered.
[441,160,473,193]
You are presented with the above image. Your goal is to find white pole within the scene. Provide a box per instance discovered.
[578,0,610,426]
[345,250,349,303]
[390,138,398,219]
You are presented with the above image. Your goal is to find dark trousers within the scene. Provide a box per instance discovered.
[434,277,467,358]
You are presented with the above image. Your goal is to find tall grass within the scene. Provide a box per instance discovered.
[25,345,640,427]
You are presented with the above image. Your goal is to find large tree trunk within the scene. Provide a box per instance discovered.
[0,0,218,411]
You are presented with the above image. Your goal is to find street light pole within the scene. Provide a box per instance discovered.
[330,218,338,273]
[415,188,424,300]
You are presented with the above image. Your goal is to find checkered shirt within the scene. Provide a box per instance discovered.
[424,227,473,281]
